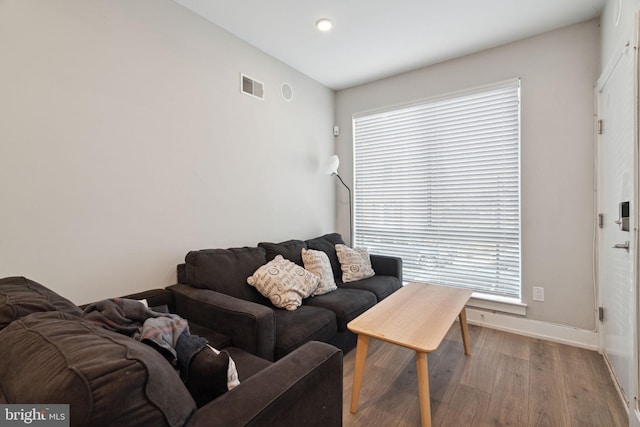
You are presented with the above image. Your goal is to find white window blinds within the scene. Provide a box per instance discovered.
[353,79,521,299]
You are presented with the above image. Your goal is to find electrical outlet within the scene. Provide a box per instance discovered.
[533,286,544,302]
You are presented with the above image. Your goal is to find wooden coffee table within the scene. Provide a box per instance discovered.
[347,282,472,427]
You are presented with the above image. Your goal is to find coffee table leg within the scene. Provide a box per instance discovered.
[416,351,432,427]
[350,334,370,413]
[459,307,471,355]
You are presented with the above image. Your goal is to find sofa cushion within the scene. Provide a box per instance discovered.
[184,247,269,305]
[335,244,376,283]
[225,347,272,381]
[247,256,319,311]
[305,233,346,282]
[338,275,402,301]
[0,276,83,330]
[0,311,196,427]
[258,240,307,266]
[273,305,337,359]
[304,288,376,331]
[301,248,338,296]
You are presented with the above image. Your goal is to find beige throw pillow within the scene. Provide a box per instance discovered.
[301,248,338,296]
[335,244,375,283]
[247,255,319,311]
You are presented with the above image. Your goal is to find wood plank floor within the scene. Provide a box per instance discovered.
[342,324,628,427]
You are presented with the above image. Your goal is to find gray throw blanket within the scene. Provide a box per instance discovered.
[83,298,207,377]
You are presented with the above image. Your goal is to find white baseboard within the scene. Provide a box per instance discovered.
[602,352,631,417]
[465,308,599,351]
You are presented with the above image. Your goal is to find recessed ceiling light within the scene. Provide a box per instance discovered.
[315,18,333,32]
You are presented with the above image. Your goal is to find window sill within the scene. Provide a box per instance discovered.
[402,282,527,315]
[467,292,527,316]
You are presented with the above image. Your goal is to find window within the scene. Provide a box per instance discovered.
[353,79,521,300]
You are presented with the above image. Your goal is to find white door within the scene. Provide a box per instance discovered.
[596,37,637,416]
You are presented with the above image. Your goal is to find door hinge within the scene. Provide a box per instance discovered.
[598,306,605,322]
[598,213,604,228]
[597,119,604,135]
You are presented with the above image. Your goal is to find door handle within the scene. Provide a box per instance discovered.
[613,241,630,251]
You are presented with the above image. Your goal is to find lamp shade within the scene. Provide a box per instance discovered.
[324,155,340,175]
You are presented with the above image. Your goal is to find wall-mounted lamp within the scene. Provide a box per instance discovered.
[325,155,352,245]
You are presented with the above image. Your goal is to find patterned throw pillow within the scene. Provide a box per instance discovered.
[247,255,319,310]
[335,244,376,283]
[301,248,338,296]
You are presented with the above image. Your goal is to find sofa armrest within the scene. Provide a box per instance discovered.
[370,254,403,282]
[167,284,277,361]
[186,341,343,427]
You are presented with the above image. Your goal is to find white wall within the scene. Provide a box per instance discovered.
[0,0,335,304]
[335,20,600,330]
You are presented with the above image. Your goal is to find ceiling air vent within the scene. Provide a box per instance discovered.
[240,73,264,100]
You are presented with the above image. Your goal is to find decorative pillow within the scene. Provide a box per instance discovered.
[258,240,307,266]
[0,276,83,330]
[305,233,346,281]
[0,311,196,427]
[247,255,319,311]
[301,249,338,296]
[335,244,376,283]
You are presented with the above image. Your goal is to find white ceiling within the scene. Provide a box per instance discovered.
[174,0,606,90]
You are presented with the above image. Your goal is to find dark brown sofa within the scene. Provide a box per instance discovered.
[0,277,343,427]
[169,233,403,361]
